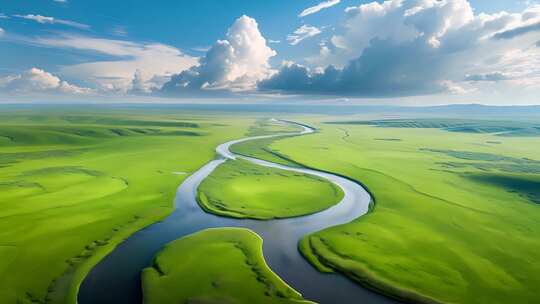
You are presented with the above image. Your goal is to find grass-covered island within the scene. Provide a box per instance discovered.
[141,228,312,304]
[197,159,343,219]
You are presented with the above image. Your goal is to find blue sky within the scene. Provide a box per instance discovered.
[1,0,539,104]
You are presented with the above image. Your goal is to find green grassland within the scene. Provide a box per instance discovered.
[142,227,312,304]
[0,110,257,304]
[234,118,540,304]
[246,118,302,136]
[231,137,301,167]
[197,159,343,220]
[328,118,540,137]
[229,119,309,167]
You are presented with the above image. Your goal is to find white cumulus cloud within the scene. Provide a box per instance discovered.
[287,25,322,45]
[0,68,92,95]
[299,0,341,17]
[261,0,540,97]
[161,15,276,95]
[30,34,197,93]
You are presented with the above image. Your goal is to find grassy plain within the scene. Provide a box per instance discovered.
[0,108,254,304]
[142,227,311,304]
[235,117,540,304]
[197,159,343,219]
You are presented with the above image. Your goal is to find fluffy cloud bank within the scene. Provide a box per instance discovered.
[0,68,92,95]
[31,34,197,93]
[160,15,276,95]
[261,0,540,97]
[4,2,540,101]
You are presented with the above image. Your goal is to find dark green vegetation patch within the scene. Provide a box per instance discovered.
[326,119,540,137]
[374,138,402,141]
[0,125,201,146]
[468,174,540,204]
[425,149,540,204]
[0,149,82,167]
[59,116,199,128]
[424,148,540,174]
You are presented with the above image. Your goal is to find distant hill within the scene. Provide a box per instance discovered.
[1,103,540,119]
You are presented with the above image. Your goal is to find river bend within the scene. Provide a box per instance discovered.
[78,120,397,304]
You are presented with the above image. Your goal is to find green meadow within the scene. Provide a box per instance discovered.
[0,109,254,304]
[197,159,343,219]
[235,117,540,304]
[3,107,540,304]
[142,228,311,304]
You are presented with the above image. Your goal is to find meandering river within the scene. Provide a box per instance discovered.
[78,120,397,304]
